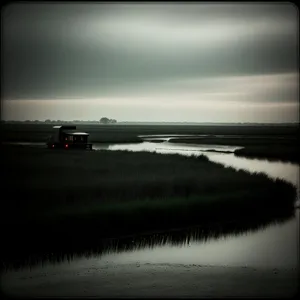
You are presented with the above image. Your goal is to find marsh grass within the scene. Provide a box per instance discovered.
[1,123,298,268]
[2,123,298,162]
[2,123,298,143]
[1,124,142,143]
[169,137,297,146]
[2,146,296,228]
[234,145,299,163]
[169,136,298,163]
[2,208,294,271]
[1,145,297,269]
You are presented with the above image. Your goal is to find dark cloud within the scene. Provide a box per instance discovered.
[2,2,298,100]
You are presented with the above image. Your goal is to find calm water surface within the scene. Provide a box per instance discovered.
[91,139,300,269]
[3,137,300,271]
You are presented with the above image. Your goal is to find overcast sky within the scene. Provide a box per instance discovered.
[2,2,299,122]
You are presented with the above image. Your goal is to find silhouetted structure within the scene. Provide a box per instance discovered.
[46,125,92,150]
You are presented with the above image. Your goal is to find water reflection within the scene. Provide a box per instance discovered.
[2,138,299,273]
[94,141,299,189]
[93,141,243,153]
[2,208,295,272]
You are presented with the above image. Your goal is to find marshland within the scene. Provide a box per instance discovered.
[1,123,299,298]
[2,122,299,161]
[1,123,299,265]
[2,1,299,297]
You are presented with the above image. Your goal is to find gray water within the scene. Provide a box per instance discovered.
[90,139,300,269]
[93,140,244,152]
[3,137,300,270]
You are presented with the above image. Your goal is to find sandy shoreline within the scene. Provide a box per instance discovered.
[1,263,298,298]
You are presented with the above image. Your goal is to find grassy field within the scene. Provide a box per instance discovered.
[169,136,299,163]
[2,123,299,162]
[1,144,297,267]
[2,123,298,142]
[234,145,299,163]
[3,210,294,270]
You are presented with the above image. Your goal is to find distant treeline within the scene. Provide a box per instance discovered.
[1,120,298,126]
[1,119,117,124]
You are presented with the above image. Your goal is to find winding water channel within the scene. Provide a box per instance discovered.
[1,135,299,298]
[90,138,300,269]
[3,137,299,270]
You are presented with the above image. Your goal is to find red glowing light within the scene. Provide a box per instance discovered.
[65,144,68,148]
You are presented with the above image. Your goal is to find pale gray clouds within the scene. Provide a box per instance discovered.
[2,2,298,122]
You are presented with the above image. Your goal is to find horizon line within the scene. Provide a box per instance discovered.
[1,120,298,125]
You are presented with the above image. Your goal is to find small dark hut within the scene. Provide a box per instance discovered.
[46,125,92,150]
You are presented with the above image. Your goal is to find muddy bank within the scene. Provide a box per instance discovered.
[1,263,297,298]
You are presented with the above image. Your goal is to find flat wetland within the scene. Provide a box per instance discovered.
[2,123,299,162]
[1,123,299,297]
[1,123,298,266]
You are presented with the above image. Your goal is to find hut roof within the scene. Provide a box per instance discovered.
[64,131,89,136]
[53,125,77,130]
